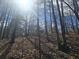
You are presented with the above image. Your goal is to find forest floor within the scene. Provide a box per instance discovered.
[7,37,35,59]
[0,37,75,59]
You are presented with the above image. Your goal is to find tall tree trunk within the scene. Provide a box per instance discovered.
[56,0,70,52]
[50,0,61,49]
[0,7,8,40]
[44,0,49,42]
[37,2,41,59]
[73,0,79,13]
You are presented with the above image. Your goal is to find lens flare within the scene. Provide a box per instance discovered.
[15,0,35,12]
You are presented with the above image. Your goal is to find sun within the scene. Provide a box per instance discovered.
[18,0,33,11]
[14,0,35,12]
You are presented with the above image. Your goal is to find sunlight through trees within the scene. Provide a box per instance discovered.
[0,0,79,59]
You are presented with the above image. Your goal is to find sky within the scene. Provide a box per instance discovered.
[0,0,78,30]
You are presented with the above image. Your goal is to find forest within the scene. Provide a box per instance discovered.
[0,0,79,59]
